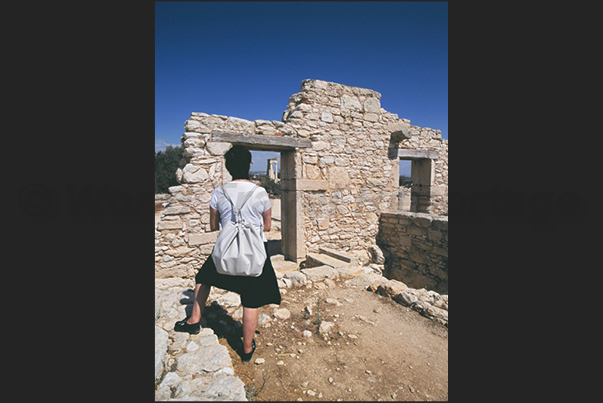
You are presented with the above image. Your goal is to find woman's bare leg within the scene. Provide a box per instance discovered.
[187,283,211,325]
[242,307,259,353]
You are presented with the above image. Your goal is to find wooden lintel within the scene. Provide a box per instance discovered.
[211,131,312,151]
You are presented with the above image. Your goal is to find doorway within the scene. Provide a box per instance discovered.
[211,131,310,262]
[250,151,282,257]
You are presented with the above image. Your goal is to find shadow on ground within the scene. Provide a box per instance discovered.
[183,298,256,361]
[265,239,281,257]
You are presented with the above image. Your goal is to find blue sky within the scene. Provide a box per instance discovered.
[155,1,447,176]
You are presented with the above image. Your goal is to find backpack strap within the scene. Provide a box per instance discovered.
[237,185,259,211]
[220,185,259,223]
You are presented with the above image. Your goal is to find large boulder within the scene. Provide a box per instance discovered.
[155,326,169,382]
[175,344,232,377]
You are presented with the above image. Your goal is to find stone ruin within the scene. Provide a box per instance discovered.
[155,79,448,292]
[266,157,279,182]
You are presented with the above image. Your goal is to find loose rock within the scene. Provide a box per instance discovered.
[325,298,342,306]
[258,313,272,326]
[274,308,291,320]
[319,321,334,334]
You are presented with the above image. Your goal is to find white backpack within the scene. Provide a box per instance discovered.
[211,185,267,277]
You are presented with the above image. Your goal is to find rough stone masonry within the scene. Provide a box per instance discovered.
[155,79,448,290]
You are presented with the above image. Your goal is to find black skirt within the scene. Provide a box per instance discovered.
[195,243,282,309]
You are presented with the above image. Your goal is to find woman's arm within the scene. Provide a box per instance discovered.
[262,208,272,232]
[209,207,220,231]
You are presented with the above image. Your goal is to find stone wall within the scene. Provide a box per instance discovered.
[378,211,448,293]
[155,79,448,280]
[289,80,397,262]
[279,79,447,262]
[154,116,301,278]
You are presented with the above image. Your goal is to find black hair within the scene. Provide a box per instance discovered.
[224,145,252,180]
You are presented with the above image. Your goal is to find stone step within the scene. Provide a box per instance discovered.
[304,255,371,282]
[270,254,299,273]
[318,247,359,267]
[270,254,285,262]
[306,251,372,281]
[306,252,350,269]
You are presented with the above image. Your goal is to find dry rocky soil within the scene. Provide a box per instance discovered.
[228,278,448,401]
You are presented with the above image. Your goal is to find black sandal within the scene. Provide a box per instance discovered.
[241,339,256,363]
[174,317,201,334]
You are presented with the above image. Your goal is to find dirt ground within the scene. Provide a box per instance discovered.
[156,208,448,401]
[209,279,448,401]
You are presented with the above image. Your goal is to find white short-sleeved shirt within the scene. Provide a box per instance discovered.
[209,181,272,242]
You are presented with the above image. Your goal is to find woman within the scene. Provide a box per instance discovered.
[174,145,282,363]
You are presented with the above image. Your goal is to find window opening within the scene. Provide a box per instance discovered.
[398,159,412,211]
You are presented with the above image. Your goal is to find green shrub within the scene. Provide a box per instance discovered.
[259,176,281,197]
[155,145,183,194]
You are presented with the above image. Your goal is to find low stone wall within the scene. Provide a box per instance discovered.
[378,211,448,293]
